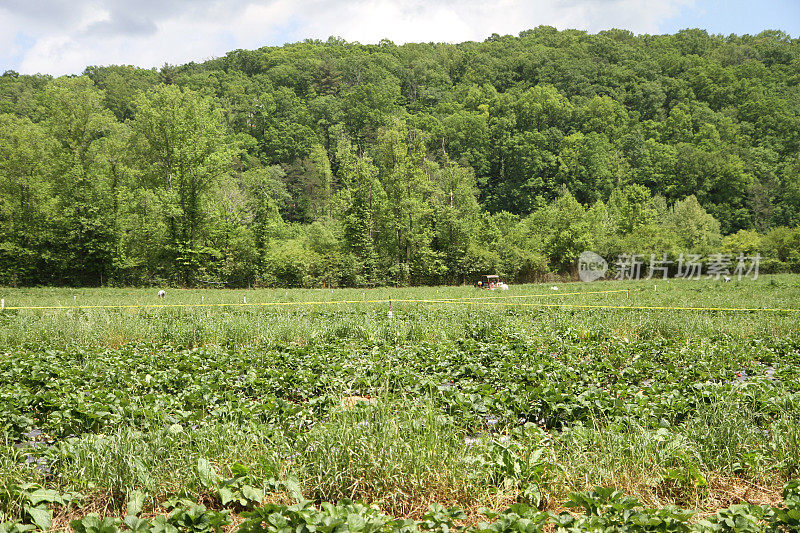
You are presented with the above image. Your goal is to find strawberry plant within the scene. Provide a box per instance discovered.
[70,514,123,533]
[0,484,77,532]
[238,500,394,533]
[167,503,230,533]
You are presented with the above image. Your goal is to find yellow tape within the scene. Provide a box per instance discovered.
[2,288,798,312]
[420,301,800,313]
[1,289,628,311]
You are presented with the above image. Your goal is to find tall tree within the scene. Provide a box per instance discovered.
[131,85,236,282]
[39,77,118,285]
[375,120,437,282]
[0,114,55,285]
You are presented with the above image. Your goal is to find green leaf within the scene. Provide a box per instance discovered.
[197,458,219,488]
[0,521,36,533]
[231,464,248,478]
[218,487,235,506]
[347,513,366,532]
[123,516,150,533]
[126,490,147,517]
[241,485,264,506]
[24,506,51,532]
[282,477,303,501]
[149,516,179,533]
[26,490,61,507]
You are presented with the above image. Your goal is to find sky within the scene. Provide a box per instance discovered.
[1,0,798,76]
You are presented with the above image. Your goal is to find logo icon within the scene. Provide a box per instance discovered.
[578,251,608,282]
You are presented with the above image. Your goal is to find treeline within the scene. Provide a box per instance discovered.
[1,27,799,287]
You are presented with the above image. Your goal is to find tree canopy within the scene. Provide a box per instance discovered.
[1,27,799,286]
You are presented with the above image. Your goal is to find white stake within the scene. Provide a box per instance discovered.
[244,296,247,304]
[1,299,4,310]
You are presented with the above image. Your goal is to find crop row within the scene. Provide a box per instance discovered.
[3,326,800,527]
[3,480,800,533]
[2,332,799,441]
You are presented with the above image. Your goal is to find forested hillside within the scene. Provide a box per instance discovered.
[1,27,799,287]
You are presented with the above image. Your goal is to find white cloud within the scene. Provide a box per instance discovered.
[3,0,695,75]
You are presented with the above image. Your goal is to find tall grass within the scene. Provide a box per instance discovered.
[1,275,798,349]
[5,398,798,516]
[296,398,489,515]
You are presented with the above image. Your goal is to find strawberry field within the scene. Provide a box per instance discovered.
[2,276,800,532]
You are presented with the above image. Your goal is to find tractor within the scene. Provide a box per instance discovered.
[477,274,508,290]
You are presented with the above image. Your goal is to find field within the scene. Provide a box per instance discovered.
[2,275,800,532]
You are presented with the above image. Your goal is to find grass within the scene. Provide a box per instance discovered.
[2,275,800,529]
[296,398,492,515]
[0,275,798,349]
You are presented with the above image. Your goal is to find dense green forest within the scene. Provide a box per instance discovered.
[1,27,799,287]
